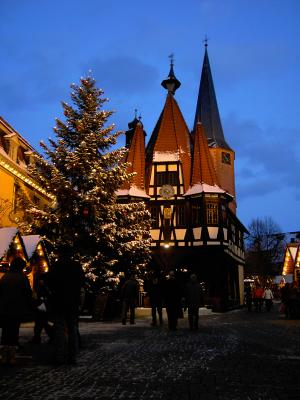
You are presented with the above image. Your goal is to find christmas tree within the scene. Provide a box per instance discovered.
[25,76,151,288]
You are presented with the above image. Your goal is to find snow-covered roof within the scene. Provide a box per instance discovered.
[22,235,41,259]
[116,186,150,199]
[153,151,179,162]
[184,183,227,197]
[0,227,18,259]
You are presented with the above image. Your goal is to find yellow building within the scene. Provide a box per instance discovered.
[0,116,53,227]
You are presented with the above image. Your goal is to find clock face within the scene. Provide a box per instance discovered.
[159,184,175,199]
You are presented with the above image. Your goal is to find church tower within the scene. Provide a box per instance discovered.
[193,44,236,212]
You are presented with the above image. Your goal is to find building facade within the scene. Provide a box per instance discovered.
[118,47,247,310]
[0,116,53,228]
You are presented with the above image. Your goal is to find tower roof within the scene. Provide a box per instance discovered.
[191,122,220,187]
[117,121,149,198]
[146,92,191,192]
[185,122,226,196]
[193,46,231,150]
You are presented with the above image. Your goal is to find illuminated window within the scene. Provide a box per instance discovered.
[176,205,185,226]
[168,172,178,185]
[192,203,201,226]
[156,171,178,186]
[206,203,218,225]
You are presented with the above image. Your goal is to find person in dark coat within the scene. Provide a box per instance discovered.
[280,282,291,318]
[47,252,85,365]
[184,274,204,330]
[147,275,163,326]
[30,273,53,344]
[245,285,253,312]
[164,270,182,331]
[121,274,139,325]
[289,281,300,319]
[0,257,32,365]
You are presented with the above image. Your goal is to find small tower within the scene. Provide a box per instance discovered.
[117,116,149,200]
[145,58,191,248]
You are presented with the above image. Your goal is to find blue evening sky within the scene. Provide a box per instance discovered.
[1,0,299,233]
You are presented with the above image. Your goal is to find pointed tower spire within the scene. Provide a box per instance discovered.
[193,44,231,150]
[161,54,181,95]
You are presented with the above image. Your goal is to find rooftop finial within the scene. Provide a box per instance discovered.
[134,108,138,119]
[161,53,181,94]
[203,35,209,48]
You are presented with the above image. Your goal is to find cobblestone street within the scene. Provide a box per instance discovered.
[1,303,300,400]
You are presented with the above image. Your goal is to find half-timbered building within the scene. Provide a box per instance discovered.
[117,46,247,310]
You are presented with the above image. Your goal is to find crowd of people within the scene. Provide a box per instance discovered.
[0,252,84,366]
[1,256,300,367]
[0,262,206,366]
[244,281,300,318]
[122,271,204,331]
[244,285,274,312]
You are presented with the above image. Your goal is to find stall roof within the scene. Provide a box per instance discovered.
[0,227,18,259]
[22,235,41,259]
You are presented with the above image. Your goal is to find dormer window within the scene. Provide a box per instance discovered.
[0,131,9,154]
[156,171,178,186]
[17,147,27,168]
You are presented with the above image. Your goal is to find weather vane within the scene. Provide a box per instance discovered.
[168,53,174,66]
[203,35,210,47]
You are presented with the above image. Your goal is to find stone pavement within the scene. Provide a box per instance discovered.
[1,303,300,400]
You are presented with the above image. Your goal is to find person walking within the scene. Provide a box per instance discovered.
[263,286,274,312]
[147,275,163,326]
[121,274,139,325]
[184,274,204,330]
[253,285,264,312]
[164,271,182,331]
[0,257,32,366]
[47,251,85,365]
